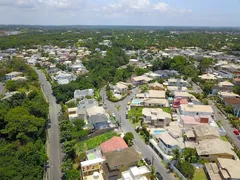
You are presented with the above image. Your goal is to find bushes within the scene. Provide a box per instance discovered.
[176,161,195,179]
[123,132,134,146]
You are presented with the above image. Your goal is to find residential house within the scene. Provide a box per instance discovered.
[179,103,214,117]
[218,91,239,99]
[102,147,141,180]
[180,115,210,130]
[205,158,240,180]
[173,91,193,99]
[132,76,153,86]
[223,97,240,117]
[11,76,27,81]
[114,82,129,94]
[212,81,234,94]
[144,72,162,79]
[100,136,128,154]
[212,69,234,79]
[148,82,165,90]
[81,158,105,176]
[172,98,188,108]
[199,74,218,81]
[153,132,184,155]
[68,98,99,121]
[193,124,220,142]
[167,86,188,93]
[233,78,240,86]
[6,71,22,80]
[167,78,188,87]
[142,108,171,127]
[74,89,94,100]
[136,90,166,99]
[86,105,109,130]
[54,71,76,84]
[153,70,179,78]
[118,166,151,180]
[196,139,237,162]
[140,98,169,107]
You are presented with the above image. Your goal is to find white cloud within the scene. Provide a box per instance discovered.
[154,2,169,12]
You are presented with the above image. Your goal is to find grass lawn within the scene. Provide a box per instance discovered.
[162,107,171,113]
[76,131,118,153]
[193,168,207,180]
[220,136,229,142]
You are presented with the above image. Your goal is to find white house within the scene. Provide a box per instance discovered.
[74,89,94,99]
[142,108,171,127]
[179,103,214,117]
[6,71,22,80]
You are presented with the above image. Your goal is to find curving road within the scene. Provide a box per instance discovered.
[35,69,62,180]
[101,87,176,180]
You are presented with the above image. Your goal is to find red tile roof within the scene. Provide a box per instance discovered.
[100,136,128,153]
[223,97,240,105]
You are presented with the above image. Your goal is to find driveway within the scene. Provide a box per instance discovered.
[101,87,176,180]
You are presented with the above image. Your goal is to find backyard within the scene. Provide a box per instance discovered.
[76,131,118,154]
[193,168,207,180]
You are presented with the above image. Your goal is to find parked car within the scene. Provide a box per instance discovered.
[156,172,163,180]
[237,136,240,140]
[144,158,151,165]
[233,129,239,135]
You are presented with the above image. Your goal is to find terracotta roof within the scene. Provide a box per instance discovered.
[233,78,240,82]
[100,136,128,153]
[104,147,141,168]
[223,97,240,105]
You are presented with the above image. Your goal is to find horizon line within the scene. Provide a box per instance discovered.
[0,24,240,28]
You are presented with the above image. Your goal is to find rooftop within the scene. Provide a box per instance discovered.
[193,124,220,138]
[204,163,222,180]
[86,106,105,116]
[199,74,217,80]
[155,132,180,147]
[223,97,240,105]
[180,104,214,113]
[218,158,240,179]
[174,91,193,98]
[100,136,128,154]
[132,75,152,82]
[136,90,165,99]
[120,166,150,180]
[104,147,141,168]
[219,81,234,87]
[196,139,236,157]
[218,91,240,98]
[142,108,171,120]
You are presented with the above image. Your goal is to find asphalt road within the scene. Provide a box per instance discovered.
[209,100,240,150]
[35,69,62,180]
[101,88,176,180]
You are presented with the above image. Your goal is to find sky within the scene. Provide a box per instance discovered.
[0,0,239,26]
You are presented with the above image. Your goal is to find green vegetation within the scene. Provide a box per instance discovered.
[123,132,134,146]
[162,107,171,113]
[0,60,48,180]
[77,131,117,153]
[193,168,208,180]
[176,161,195,179]
[220,136,229,142]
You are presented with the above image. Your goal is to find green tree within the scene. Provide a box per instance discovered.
[123,132,134,146]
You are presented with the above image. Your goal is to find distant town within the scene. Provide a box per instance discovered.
[0,26,240,180]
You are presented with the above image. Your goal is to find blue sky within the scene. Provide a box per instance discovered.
[0,0,239,26]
